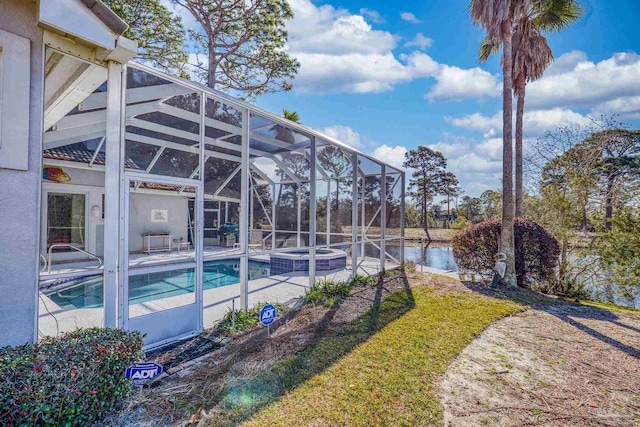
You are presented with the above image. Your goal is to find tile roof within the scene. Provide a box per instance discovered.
[43,142,142,170]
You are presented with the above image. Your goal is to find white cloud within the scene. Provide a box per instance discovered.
[405,33,434,49]
[400,12,422,24]
[285,0,435,93]
[543,50,588,76]
[527,51,640,109]
[321,125,361,148]
[426,141,470,158]
[449,152,502,173]
[288,13,396,55]
[359,8,384,24]
[426,65,501,101]
[370,145,407,170]
[591,96,640,119]
[446,108,593,137]
[476,138,503,160]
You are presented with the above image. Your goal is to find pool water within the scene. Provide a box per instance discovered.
[43,259,270,310]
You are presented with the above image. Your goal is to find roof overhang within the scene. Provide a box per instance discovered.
[39,0,137,65]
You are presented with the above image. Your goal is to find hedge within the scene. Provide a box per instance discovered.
[452,218,560,287]
[0,328,144,426]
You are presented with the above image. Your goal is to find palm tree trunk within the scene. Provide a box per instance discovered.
[515,72,526,218]
[501,19,517,288]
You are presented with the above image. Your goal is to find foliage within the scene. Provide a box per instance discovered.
[452,218,560,288]
[403,146,449,240]
[305,278,352,307]
[218,303,288,333]
[282,109,300,123]
[104,0,188,75]
[450,216,472,230]
[304,275,377,307]
[526,121,639,299]
[0,328,143,426]
[175,0,299,96]
[403,261,417,273]
[595,208,640,300]
[240,285,523,426]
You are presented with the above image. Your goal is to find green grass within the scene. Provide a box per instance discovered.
[235,286,523,427]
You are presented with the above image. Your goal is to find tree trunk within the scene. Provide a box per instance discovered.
[515,72,526,218]
[500,19,517,288]
[422,180,431,242]
[207,44,217,89]
[604,173,614,229]
[446,195,450,229]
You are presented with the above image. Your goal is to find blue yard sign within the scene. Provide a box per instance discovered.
[259,304,277,326]
[125,362,163,386]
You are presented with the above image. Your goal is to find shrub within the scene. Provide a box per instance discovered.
[403,261,417,273]
[450,216,471,230]
[218,303,288,334]
[452,218,560,287]
[0,328,143,426]
[350,274,377,287]
[305,279,352,307]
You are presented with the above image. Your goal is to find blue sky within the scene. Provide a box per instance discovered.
[166,0,640,196]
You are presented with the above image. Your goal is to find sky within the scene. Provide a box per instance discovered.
[163,0,640,197]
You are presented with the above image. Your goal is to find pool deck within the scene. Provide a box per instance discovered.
[38,257,392,339]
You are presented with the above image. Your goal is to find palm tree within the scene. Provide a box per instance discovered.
[282,109,300,123]
[470,0,529,287]
[480,1,582,218]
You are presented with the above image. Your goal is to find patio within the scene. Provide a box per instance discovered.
[38,50,404,347]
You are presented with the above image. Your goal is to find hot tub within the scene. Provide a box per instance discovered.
[270,249,347,275]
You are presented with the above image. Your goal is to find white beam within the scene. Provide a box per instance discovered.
[79,83,192,111]
[213,165,241,198]
[44,57,107,129]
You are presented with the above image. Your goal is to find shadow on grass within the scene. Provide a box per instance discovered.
[200,272,415,426]
[460,280,640,360]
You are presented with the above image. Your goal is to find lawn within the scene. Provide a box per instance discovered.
[237,285,523,427]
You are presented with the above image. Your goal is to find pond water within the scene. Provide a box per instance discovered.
[402,245,459,271]
[398,244,639,309]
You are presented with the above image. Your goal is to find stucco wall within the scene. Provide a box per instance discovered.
[128,193,190,253]
[0,0,43,347]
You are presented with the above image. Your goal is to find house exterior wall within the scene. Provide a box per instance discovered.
[128,193,190,253]
[0,0,44,347]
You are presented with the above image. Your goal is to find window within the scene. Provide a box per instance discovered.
[47,193,86,251]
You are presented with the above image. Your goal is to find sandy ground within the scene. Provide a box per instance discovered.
[441,302,640,426]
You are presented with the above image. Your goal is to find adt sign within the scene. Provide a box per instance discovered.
[259,304,277,326]
[125,362,163,386]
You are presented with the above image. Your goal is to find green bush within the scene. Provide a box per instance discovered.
[596,208,640,301]
[403,261,417,273]
[0,328,143,426]
[305,278,352,307]
[218,303,288,333]
[450,216,471,230]
[452,218,560,288]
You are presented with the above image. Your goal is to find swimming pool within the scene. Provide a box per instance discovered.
[41,259,270,310]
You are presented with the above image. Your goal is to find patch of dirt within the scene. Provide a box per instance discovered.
[441,301,640,426]
[108,271,427,426]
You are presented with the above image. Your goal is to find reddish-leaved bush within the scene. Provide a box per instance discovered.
[0,328,143,426]
[452,218,560,287]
